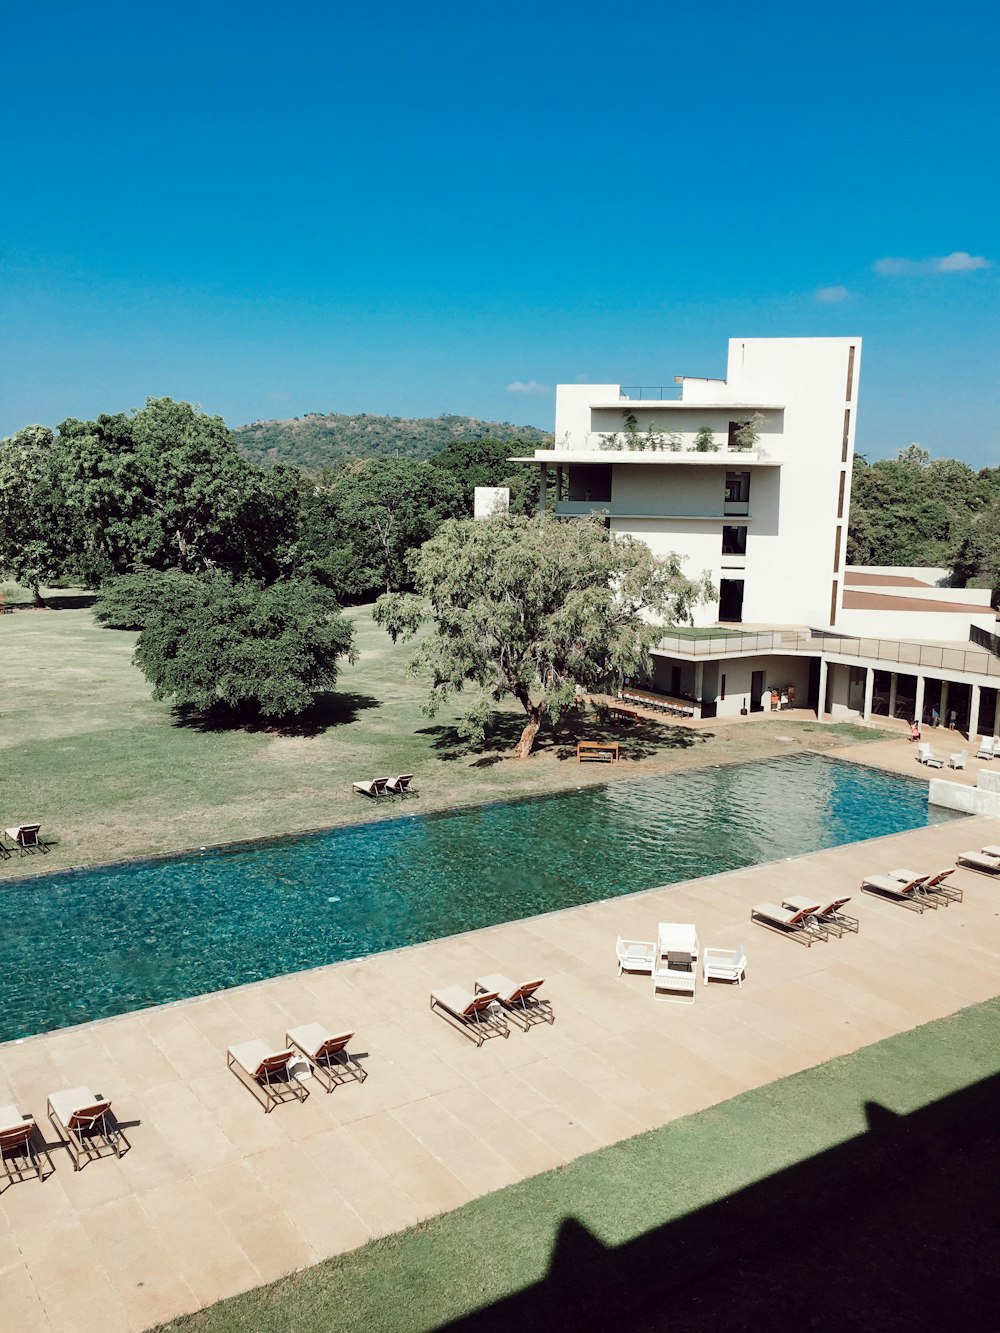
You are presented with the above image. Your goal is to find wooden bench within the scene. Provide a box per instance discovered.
[608,706,641,723]
[577,741,620,764]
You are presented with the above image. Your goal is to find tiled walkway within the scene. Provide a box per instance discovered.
[2,807,1000,1332]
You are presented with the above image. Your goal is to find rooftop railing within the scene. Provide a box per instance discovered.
[619,385,684,401]
[654,628,1000,679]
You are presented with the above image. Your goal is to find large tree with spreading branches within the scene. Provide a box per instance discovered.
[374,513,714,758]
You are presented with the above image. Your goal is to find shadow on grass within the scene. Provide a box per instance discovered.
[418,709,714,766]
[417,714,529,763]
[443,1073,1000,1332]
[171,690,382,737]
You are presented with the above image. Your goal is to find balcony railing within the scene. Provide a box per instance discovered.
[653,628,1000,679]
[619,385,684,401]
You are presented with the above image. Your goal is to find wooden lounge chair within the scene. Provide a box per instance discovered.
[0,1106,49,1188]
[226,1041,308,1111]
[46,1087,128,1170]
[782,894,859,936]
[615,936,656,975]
[861,873,935,911]
[956,850,1000,877]
[385,774,416,796]
[750,902,827,945]
[888,867,962,904]
[285,1023,366,1091]
[474,974,553,1029]
[352,777,389,799]
[430,986,509,1045]
[5,824,46,854]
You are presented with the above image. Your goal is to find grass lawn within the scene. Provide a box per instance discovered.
[1,593,889,875]
[157,995,1000,1332]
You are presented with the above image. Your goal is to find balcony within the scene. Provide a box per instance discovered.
[555,500,752,521]
[619,384,684,401]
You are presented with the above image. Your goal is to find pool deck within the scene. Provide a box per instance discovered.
[3,803,1000,1332]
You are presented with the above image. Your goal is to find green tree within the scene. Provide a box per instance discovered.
[429,438,540,514]
[374,514,714,758]
[0,425,74,603]
[133,573,355,719]
[57,399,285,583]
[93,568,203,630]
[301,458,464,598]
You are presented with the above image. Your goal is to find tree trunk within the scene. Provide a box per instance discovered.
[32,584,46,609]
[512,699,545,758]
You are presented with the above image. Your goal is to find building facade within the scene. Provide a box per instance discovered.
[516,337,1000,734]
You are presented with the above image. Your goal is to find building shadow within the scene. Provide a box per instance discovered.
[441,1071,1000,1332]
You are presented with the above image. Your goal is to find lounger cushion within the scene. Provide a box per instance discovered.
[228,1040,291,1077]
[864,875,917,894]
[0,1104,31,1135]
[48,1086,102,1126]
[754,902,811,925]
[286,1023,351,1058]
[958,852,1000,873]
[475,972,516,1000]
[981,846,1000,858]
[431,985,479,1016]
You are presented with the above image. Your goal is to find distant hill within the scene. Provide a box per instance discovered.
[233,411,553,472]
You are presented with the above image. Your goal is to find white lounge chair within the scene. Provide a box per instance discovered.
[917,748,943,768]
[615,936,656,975]
[285,1023,366,1091]
[474,974,553,1029]
[46,1086,128,1169]
[226,1041,308,1111]
[702,946,747,987]
[975,737,995,760]
[949,750,967,770]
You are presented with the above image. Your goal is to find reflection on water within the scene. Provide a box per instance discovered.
[1,755,961,1040]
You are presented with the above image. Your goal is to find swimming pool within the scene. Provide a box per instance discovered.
[1,754,962,1041]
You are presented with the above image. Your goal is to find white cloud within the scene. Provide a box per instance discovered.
[873,251,991,276]
[506,380,552,397]
[816,285,849,303]
[936,250,991,272]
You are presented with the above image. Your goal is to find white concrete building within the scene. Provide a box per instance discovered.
[516,336,1000,733]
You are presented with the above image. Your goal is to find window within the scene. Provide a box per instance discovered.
[841,409,850,463]
[845,345,856,401]
[722,525,747,556]
[724,471,750,503]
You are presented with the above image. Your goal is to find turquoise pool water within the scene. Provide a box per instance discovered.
[1,754,962,1041]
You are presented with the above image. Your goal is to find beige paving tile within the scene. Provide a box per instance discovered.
[196,1158,316,1281]
[1,1260,51,1333]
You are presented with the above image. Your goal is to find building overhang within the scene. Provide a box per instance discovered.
[509,450,782,467]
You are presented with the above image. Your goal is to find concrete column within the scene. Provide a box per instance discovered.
[817,659,828,721]
[969,684,981,740]
[939,680,950,727]
[994,692,1000,738]
[862,667,875,721]
[888,672,898,720]
[694,662,704,703]
[538,466,548,514]
[914,676,926,727]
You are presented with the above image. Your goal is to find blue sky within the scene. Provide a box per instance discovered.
[3,1,997,466]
